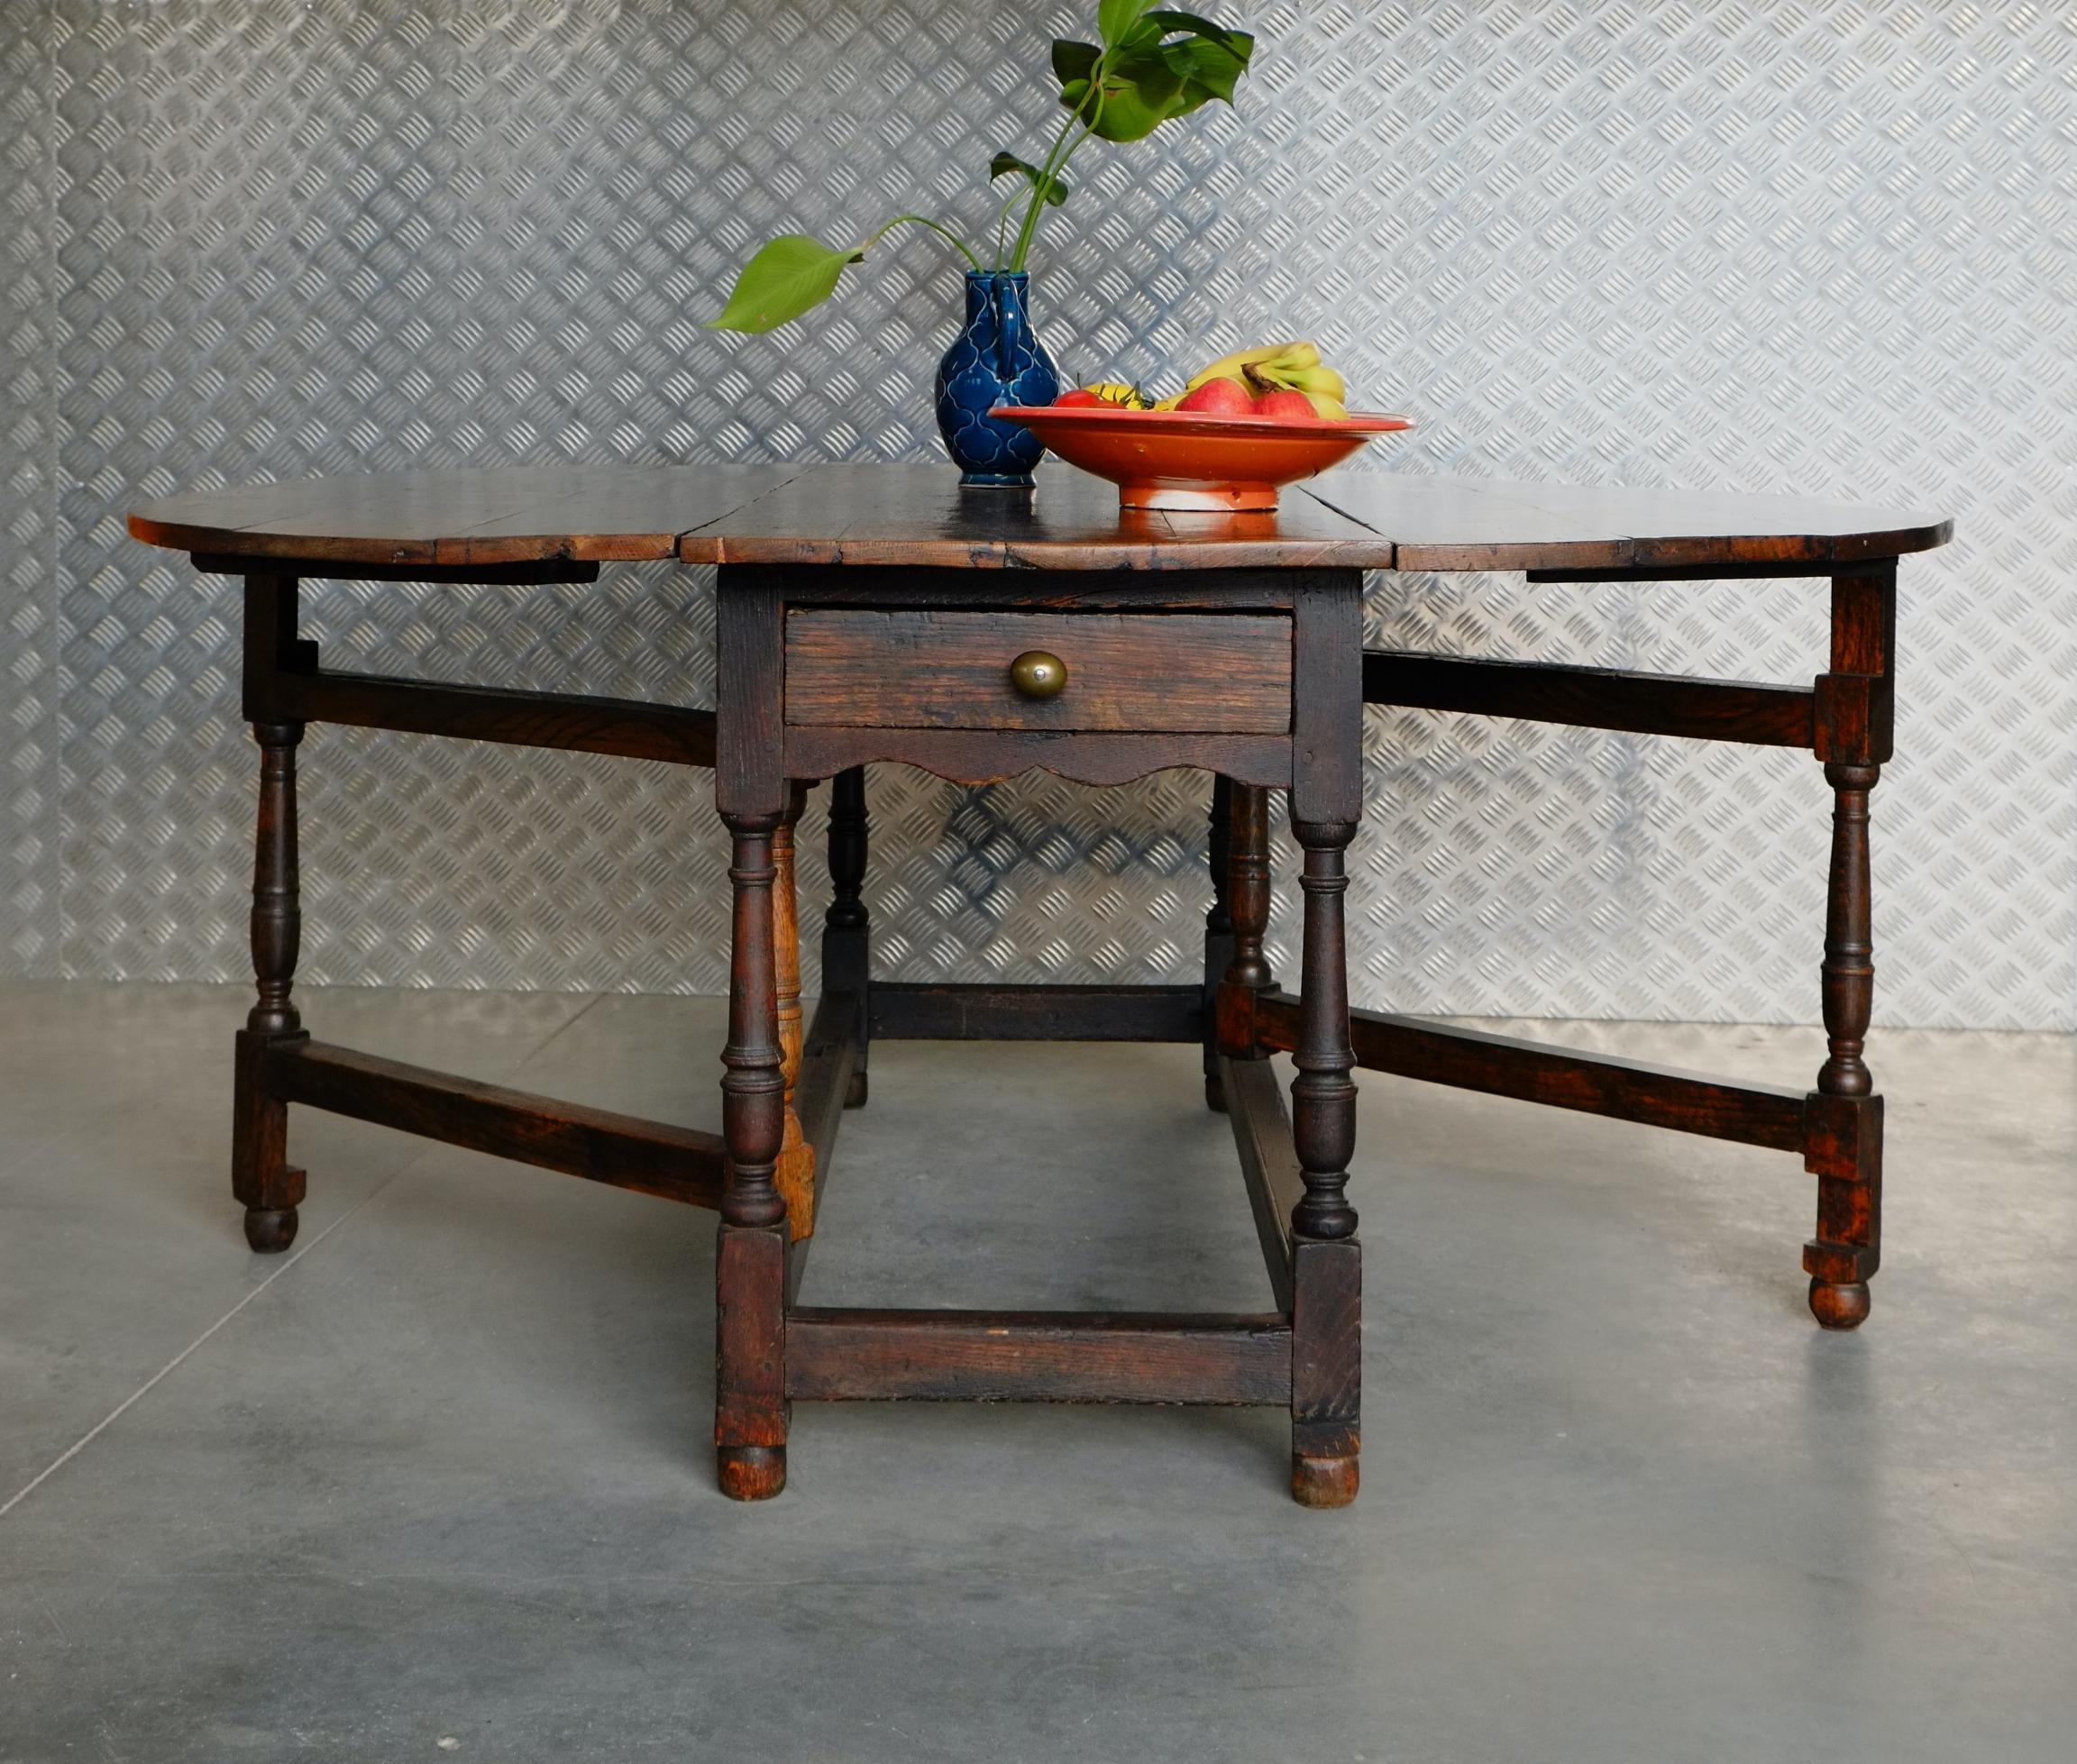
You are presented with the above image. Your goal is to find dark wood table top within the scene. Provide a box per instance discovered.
[129,461,1951,573]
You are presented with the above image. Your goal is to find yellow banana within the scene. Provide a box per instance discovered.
[1183,345,1281,390]
[1165,342,1347,413]
[1255,361,1346,401]
[1184,340,1319,392]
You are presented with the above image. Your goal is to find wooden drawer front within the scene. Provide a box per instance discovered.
[784,610,1291,733]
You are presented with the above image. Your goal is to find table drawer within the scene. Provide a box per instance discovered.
[784,610,1292,733]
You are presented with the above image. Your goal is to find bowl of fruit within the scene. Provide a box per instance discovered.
[992,342,1412,511]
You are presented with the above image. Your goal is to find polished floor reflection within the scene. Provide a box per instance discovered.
[3,983,2072,1761]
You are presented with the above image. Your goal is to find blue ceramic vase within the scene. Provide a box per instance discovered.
[934,270,1059,486]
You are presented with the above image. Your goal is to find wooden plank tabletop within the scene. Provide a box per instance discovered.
[1304,472,1953,571]
[127,464,808,567]
[129,461,1950,573]
[676,464,1391,570]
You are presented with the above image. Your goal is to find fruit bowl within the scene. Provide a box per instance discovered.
[989,404,1414,511]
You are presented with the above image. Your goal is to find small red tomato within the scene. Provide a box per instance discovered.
[1052,388,1105,407]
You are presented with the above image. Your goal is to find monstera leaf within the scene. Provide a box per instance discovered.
[1097,0,1157,47]
[1054,9,1253,142]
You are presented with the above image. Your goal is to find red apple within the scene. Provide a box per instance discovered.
[1174,377,1256,416]
[1053,388,1105,407]
[1252,388,1316,423]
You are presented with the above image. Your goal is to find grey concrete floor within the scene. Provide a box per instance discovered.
[1,981,2072,1761]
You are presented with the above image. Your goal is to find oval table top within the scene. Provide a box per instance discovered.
[128,461,1951,574]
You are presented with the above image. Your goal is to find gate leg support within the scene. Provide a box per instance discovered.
[233,717,307,1253]
[1805,565,1892,1330]
[1806,759,1882,1330]
[717,810,790,1498]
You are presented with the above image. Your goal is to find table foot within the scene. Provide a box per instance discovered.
[1291,1452,1358,1508]
[718,1444,786,1501]
[242,1204,299,1255]
[1808,1277,1871,1330]
[845,1070,869,1110]
[1203,1073,1227,1113]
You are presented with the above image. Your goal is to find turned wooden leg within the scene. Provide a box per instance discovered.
[771,789,815,1238]
[1213,781,1276,1063]
[1290,818,1358,1243]
[825,764,871,1109]
[1203,774,1233,1111]
[1229,783,1274,995]
[1289,813,1359,1504]
[1805,567,1891,1330]
[1806,759,1882,1330]
[717,810,790,1498]
[233,718,307,1253]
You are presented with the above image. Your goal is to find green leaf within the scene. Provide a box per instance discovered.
[1130,14,1252,109]
[1167,32,1251,105]
[1057,12,1252,140]
[705,233,865,334]
[1052,38,1101,92]
[1142,10,1252,57]
[990,151,1069,206]
[1097,0,1155,48]
[1084,41,1187,142]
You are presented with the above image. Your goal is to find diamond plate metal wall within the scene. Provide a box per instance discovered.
[1,11,56,972]
[4,0,2072,1028]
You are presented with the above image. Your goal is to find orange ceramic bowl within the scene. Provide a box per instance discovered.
[990,404,1415,510]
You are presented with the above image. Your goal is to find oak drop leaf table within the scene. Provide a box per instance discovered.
[129,462,1950,1505]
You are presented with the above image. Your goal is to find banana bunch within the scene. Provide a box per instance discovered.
[1153,341,1349,417]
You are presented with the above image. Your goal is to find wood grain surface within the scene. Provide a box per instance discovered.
[1221,1055,1305,1312]
[1305,471,1951,571]
[1252,993,1810,1152]
[781,726,1292,791]
[784,608,1291,732]
[263,1038,726,1209]
[680,463,1393,571]
[131,462,1951,574]
[1362,649,1816,747]
[866,982,1203,1042]
[784,1310,1293,1404]
[132,464,809,567]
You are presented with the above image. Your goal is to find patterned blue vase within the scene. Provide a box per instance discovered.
[934,270,1059,487]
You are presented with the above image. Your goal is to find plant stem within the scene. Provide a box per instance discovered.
[1007,74,1108,272]
[1007,83,1095,272]
[865,214,983,272]
[990,184,1024,270]
[1029,119,1101,257]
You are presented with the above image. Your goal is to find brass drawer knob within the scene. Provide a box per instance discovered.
[1008,649,1067,699]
